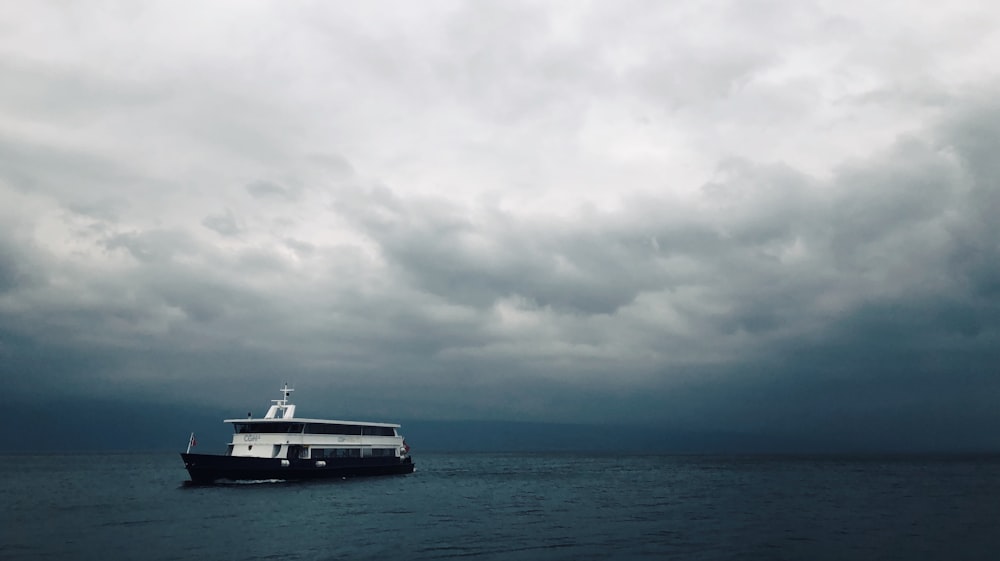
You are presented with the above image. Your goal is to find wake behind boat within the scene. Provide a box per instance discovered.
[181,384,414,483]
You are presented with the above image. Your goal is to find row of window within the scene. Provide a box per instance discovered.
[311,448,397,459]
[307,424,396,436]
[233,422,396,436]
[235,423,303,434]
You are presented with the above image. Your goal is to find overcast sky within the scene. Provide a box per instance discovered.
[2,1,999,450]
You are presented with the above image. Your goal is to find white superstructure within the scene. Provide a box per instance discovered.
[222,383,411,462]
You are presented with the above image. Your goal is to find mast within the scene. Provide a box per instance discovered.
[264,382,296,419]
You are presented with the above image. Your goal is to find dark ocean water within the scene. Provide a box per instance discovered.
[1,452,999,560]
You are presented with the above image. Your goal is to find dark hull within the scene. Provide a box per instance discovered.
[181,453,415,484]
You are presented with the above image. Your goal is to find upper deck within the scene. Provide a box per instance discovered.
[225,418,400,428]
[226,419,399,436]
[222,384,402,436]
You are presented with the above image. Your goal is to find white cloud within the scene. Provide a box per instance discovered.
[1,1,999,440]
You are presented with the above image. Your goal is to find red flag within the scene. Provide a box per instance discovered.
[190,434,197,447]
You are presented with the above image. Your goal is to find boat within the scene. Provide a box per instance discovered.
[180,384,415,483]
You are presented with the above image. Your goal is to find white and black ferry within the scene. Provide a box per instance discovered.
[181,384,414,483]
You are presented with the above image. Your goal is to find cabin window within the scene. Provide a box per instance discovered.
[362,426,396,436]
[234,422,301,434]
[311,448,362,459]
[369,448,396,457]
[299,423,397,436]
[304,423,362,435]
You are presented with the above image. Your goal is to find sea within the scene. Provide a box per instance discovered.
[2,452,999,560]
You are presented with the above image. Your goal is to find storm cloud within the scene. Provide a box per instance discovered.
[2,1,998,451]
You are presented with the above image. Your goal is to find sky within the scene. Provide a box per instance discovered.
[2,1,999,452]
